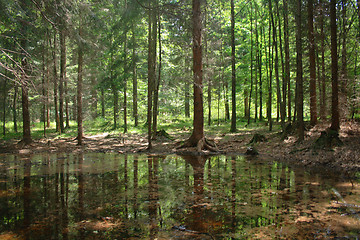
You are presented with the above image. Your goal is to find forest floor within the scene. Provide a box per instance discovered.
[1,120,360,179]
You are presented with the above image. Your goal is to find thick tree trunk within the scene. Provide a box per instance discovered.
[230,0,237,132]
[296,0,304,141]
[308,0,317,126]
[330,0,340,131]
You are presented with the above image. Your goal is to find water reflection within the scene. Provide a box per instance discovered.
[0,153,359,239]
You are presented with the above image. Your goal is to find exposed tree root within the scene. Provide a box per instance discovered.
[178,137,219,153]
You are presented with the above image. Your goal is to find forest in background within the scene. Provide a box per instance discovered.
[1,0,360,149]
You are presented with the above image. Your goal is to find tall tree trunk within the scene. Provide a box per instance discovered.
[340,0,348,119]
[59,29,66,133]
[153,13,161,136]
[308,0,317,126]
[268,1,273,131]
[42,36,47,137]
[21,58,32,144]
[132,24,138,126]
[248,2,253,125]
[319,0,326,120]
[2,80,6,136]
[52,31,60,133]
[295,0,304,141]
[77,21,84,145]
[147,0,157,149]
[283,0,291,122]
[20,0,32,144]
[180,0,217,152]
[259,26,263,121]
[90,76,97,119]
[101,88,105,118]
[13,83,18,133]
[230,0,237,132]
[330,0,340,131]
[124,31,128,133]
[271,0,280,125]
[276,0,286,130]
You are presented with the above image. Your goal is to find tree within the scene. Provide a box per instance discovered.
[147,0,157,150]
[180,0,217,152]
[230,0,236,133]
[295,0,304,141]
[308,0,317,126]
[20,0,32,144]
[330,0,340,131]
[77,4,84,146]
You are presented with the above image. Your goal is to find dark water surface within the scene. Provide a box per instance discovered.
[0,153,359,239]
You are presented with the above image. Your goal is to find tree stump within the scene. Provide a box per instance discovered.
[249,134,267,144]
[313,129,343,149]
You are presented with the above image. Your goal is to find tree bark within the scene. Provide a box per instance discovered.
[147,0,157,149]
[308,0,317,126]
[59,29,66,133]
[230,0,237,132]
[13,83,18,133]
[283,0,291,122]
[153,12,161,136]
[132,24,138,126]
[295,0,304,141]
[319,0,327,120]
[330,0,340,131]
[52,31,60,133]
[20,0,32,144]
[77,21,84,145]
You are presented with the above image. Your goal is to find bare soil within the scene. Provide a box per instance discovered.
[1,120,359,178]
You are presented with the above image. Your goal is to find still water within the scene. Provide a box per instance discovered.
[0,153,359,239]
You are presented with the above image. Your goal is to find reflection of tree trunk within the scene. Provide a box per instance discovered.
[77,153,85,239]
[133,156,139,218]
[181,155,208,232]
[60,156,69,240]
[231,157,236,230]
[148,156,159,239]
[124,155,128,218]
[23,157,31,239]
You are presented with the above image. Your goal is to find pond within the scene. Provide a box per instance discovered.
[0,153,359,239]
